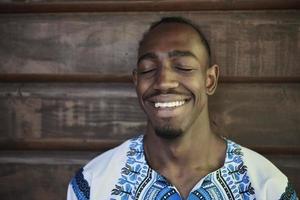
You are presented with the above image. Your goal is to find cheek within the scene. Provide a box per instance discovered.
[182,75,205,93]
[185,80,207,104]
[136,80,151,99]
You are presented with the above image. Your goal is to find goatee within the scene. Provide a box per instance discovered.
[154,126,183,140]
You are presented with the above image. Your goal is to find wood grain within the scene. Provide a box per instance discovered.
[0,163,79,200]
[0,83,299,147]
[0,0,299,13]
[0,11,299,77]
[1,74,300,83]
[0,83,146,140]
[210,83,300,146]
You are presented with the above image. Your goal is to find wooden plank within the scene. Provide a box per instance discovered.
[0,154,299,199]
[0,0,299,13]
[210,83,300,146]
[0,83,299,148]
[0,74,131,83]
[1,74,300,83]
[0,11,299,77]
[0,139,122,152]
[0,163,79,200]
[0,83,146,140]
[0,150,97,165]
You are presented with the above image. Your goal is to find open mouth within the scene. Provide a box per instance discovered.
[154,100,186,108]
[144,94,192,116]
[147,98,191,118]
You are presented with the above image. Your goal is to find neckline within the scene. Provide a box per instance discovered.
[140,135,233,191]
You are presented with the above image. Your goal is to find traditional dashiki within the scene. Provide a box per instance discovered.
[67,135,298,200]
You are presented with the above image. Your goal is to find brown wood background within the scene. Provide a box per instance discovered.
[0,1,299,199]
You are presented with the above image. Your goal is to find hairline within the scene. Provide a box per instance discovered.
[138,17,211,67]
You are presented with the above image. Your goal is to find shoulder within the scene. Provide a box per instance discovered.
[84,139,131,176]
[241,146,286,183]
[240,145,298,199]
[67,137,135,200]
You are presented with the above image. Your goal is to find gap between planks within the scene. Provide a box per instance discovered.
[0,74,300,83]
[0,0,299,13]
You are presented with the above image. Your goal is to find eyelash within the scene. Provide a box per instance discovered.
[139,68,156,74]
[174,65,194,72]
[138,64,195,75]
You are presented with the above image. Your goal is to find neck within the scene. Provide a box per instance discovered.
[144,107,225,170]
[144,124,224,170]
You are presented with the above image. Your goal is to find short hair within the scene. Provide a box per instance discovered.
[139,16,211,66]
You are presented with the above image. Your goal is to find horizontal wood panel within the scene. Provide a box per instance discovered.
[0,0,299,13]
[0,83,299,147]
[0,150,97,165]
[211,83,300,146]
[0,139,122,152]
[0,163,78,200]
[1,74,300,83]
[0,74,131,83]
[0,11,299,77]
[0,83,146,140]
[0,153,299,199]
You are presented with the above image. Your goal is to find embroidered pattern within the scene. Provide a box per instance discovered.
[279,182,298,200]
[220,141,255,200]
[112,136,150,199]
[71,167,90,200]
[142,175,181,199]
[111,136,256,200]
[189,141,255,200]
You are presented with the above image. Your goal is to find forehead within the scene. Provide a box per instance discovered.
[138,23,206,60]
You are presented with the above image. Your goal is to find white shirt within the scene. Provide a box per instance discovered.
[67,135,298,200]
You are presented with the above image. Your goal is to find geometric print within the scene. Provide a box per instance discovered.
[71,168,90,200]
[110,136,256,200]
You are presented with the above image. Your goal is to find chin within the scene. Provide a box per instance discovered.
[154,126,183,140]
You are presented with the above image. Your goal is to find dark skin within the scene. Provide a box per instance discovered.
[133,23,226,199]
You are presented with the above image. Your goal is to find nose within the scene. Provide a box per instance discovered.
[153,65,179,91]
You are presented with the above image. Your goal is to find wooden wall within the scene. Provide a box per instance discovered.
[0,1,300,199]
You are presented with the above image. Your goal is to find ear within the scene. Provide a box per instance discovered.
[205,64,219,95]
[132,69,138,86]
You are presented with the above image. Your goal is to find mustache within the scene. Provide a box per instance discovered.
[142,89,191,100]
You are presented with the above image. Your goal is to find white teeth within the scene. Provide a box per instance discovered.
[154,101,185,108]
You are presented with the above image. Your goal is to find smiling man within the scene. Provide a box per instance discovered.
[67,17,298,200]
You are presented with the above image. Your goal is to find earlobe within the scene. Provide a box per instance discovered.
[206,65,219,95]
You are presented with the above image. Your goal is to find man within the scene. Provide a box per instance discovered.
[67,17,298,199]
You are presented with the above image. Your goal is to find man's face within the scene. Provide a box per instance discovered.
[134,23,212,139]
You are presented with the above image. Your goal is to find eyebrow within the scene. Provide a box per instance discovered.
[168,50,198,60]
[137,52,158,65]
[137,50,199,65]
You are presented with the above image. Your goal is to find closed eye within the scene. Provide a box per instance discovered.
[174,65,194,72]
[138,68,157,74]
